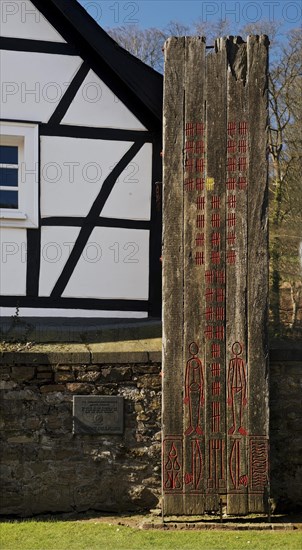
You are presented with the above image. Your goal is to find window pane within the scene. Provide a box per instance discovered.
[0,167,18,187]
[0,190,18,209]
[0,145,18,164]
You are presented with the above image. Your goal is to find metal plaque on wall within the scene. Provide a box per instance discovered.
[73,396,124,434]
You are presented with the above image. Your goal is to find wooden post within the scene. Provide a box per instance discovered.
[162,35,269,516]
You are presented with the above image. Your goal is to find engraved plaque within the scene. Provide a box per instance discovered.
[73,396,124,434]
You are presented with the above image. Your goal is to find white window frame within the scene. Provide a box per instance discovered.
[0,122,39,228]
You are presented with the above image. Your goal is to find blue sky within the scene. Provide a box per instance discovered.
[78,1,301,35]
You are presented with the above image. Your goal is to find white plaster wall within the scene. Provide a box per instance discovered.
[38,226,80,297]
[62,70,147,130]
[0,51,82,122]
[40,136,133,218]
[0,308,147,318]
[63,227,149,300]
[0,1,66,42]
[101,143,152,221]
[0,228,27,295]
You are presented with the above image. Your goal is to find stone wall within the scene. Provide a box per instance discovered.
[0,346,301,517]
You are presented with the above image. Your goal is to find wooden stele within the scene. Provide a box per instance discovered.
[162,36,269,516]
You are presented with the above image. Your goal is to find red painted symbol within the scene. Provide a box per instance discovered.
[211,251,220,265]
[208,439,226,489]
[227,232,236,246]
[216,270,225,284]
[211,232,221,247]
[196,178,204,191]
[250,437,268,493]
[227,158,237,173]
[196,158,205,173]
[206,288,214,302]
[216,307,225,321]
[227,250,236,264]
[196,233,204,247]
[205,326,214,340]
[211,343,221,358]
[197,215,205,228]
[184,439,203,491]
[211,213,221,228]
[186,122,194,137]
[195,251,204,265]
[196,141,205,154]
[239,121,248,135]
[212,381,221,396]
[206,307,214,321]
[226,178,236,190]
[216,288,225,303]
[227,213,236,227]
[211,196,220,209]
[228,122,236,136]
[205,270,214,284]
[164,439,183,491]
[238,139,247,153]
[211,363,221,376]
[185,158,194,173]
[197,196,205,210]
[230,439,248,490]
[185,140,194,152]
[238,177,247,190]
[211,402,221,433]
[215,325,224,340]
[227,194,236,209]
[185,178,194,191]
[184,342,204,436]
[227,139,236,153]
[227,342,247,436]
[238,157,247,171]
[196,122,204,135]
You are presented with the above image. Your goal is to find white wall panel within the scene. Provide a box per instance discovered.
[62,70,147,130]
[0,1,66,42]
[0,228,27,295]
[40,136,133,218]
[0,51,82,122]
[0,308,147,319]
[63,227,149,300]
[39,226,80,297]
[101,143,152,221]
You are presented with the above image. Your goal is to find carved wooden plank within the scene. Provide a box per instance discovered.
[247,35,270,513]
[225,37,249,515]
[205,38,227,512]
[162,37,185,515]
[183,37,206,514]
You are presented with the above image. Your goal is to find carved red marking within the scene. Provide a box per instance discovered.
[211,343,221,358]
[184,178,194,191]
[211,363,221,376]
[186,122,194,137]
[227,231,236,246]
[205,325,214,340]
[196,158,205,173]
[196,141,205,154]
[205,270,215,284]
[206,289,214,303]
[227,194,236,209]
[195,251,204,265]
[216,270,225,284]
[212,381,221,396]
[226,178,236,190]
[211,251,220,265]
[197,196,205,210]
[211,213,221,228]
[163,439,183,492]
[250,438,268,493]
[185,140,194,152]
[196,122,204,135]
[239,121,248,135]
[196,233,204,247]
[211,196,220,209]
[216,307,225,321]
[227,213,236,227]
[184,439,203,491]
[206,307,214,321]
[184,342,204,436]
[211,232,220,247]
[211,402,221,433]
[216,288,225,302]
[230,439,248,490]
[238,177,247,190]
[227,250,236,264]
[238,139,247,153]
[215,325,224,340]
[197,214,205,228]
[185,157,194,173]
[227,139,236,153]
[196,177,204,191]
[227,158,237,173]
[238,157,247,171]
[227,122,236,136]
[227,342,248,436]
[208,439,225,489]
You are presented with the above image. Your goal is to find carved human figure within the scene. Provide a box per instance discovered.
[227,342,247,435]
[184,342,204,436]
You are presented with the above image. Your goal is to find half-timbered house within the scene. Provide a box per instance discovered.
[0,0,162,321]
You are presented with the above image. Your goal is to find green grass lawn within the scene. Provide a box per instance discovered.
[1,520,302,550]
